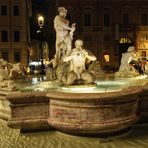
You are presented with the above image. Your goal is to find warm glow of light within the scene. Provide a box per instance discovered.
[95,81,127,86]
[29,61,41,66]
[119,37,132,44]
[27,67,30,73]
[38,15,44,27]
[104,54,110,62]
[61,86,96,92]
[32,77,38,84]
[139,74,147,79]
[58,84,122,93]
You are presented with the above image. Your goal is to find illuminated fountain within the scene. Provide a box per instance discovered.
[6,7,148,136]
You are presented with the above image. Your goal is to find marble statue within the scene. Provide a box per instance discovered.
[88,60,104,75]
[0,65,9,82]
[46,7,103,85]
[53,6,76,66]
[43,42,49,61]
[9,63,27,80]
[0,59,28,91]
[0,59,16,90]
[61,40,97,85]
[115,46,140,78]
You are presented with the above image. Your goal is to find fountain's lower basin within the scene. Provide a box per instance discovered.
[6,86,141,135]
[6,75,148,135]
[47,87,140,135]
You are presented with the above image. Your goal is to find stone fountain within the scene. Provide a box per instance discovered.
[6,7,148,136]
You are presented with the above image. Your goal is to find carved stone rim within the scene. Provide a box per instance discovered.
[47,87,142,100]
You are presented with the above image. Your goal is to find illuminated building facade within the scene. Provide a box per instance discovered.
[0,0,32,66]
[52,0,148,68]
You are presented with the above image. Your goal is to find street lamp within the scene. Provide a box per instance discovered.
[38,15,44,28]
[37,15,45,75]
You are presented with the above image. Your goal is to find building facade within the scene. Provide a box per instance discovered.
[0,0,32,66]
[48,0,148,69]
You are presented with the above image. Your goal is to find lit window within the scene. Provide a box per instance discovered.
[119,37,132,44]
[146,35,148,40]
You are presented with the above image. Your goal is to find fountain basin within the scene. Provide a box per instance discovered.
[47,87,141,135]
[0,90,11,121]
[7,92,52,131]
[5,78,145,135]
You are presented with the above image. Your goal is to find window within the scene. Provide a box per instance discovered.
[84,7,93,26]
[104,14,110,26]
[85,13,91,26]
[1,52,8,61]
[142,13,148,25]
[14,30,20,42]
[1,5,7,16]
[13,5,19,16]
[14,52,21,62]
[1,31,8,42]
[119,37,132,44]
[142,51,146,60]
[123,13,129,25]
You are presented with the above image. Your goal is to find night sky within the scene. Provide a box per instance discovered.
[30,0,50,40]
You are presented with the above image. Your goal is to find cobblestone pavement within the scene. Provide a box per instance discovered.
[0,122,148,148]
